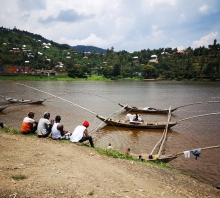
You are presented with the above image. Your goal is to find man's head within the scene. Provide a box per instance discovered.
[44,112,50,119]
[28,112,34,119]
[82,120,89,128]
[55,115,61,122]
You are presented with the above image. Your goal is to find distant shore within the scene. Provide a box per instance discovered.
[0,74,219,82]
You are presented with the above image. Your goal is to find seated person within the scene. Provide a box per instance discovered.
[21,112,38,134]
[70,121,94,147]
[133,113,139,121]
[37,112,54,138]
[51,115,71,140]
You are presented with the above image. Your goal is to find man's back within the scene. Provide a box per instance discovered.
[70,125,86,142]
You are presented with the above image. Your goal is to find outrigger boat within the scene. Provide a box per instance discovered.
[118,103,178,114]
[5,97,45,104]
[96,114,177,129]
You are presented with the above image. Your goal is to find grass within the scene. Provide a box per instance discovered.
[11,174,27,180]
[0,126,171,170]
[88,190,94,196]
[0,74,143,82]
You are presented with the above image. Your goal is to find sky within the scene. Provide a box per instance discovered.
[1,0,220,52]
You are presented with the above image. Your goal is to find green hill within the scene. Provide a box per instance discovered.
[72,45,107,54]
[0,26,219,80]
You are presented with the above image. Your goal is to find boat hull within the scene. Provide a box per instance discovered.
[96,115,177,129]
[5,97,45,104]
[118,103,177,114]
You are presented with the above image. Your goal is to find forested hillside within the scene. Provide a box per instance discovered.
[0,27,219,80]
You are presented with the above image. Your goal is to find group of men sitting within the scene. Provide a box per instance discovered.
[21,111,94,147]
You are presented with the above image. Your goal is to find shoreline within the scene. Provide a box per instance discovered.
[0,130,220,197]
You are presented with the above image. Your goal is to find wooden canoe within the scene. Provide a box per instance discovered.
[118,103,178,114]
[96,115,177,129]
[5,97,45,104]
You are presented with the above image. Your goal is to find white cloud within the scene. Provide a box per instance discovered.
[199,4,208,13]
[57,33,117,48]
[178,14,186,23]
[0,0,220,52]
[191,32,218,48]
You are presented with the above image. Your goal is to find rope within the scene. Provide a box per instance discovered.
[68,90,120,104]
[174,100,220,110]
[90,105,127,136]
[178,112,220,122]
[14,82,97,116]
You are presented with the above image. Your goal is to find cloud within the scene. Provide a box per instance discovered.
[17,0,46,11]
[191,32,218,48]
[199,4,208,13]
[20,12,30,22]
[0,0,220,52]
[57,33,116,48]
[38,9,94,24]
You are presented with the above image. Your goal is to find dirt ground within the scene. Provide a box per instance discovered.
[0,132,220,198]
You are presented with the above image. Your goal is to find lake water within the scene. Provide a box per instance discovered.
[0,80,220,186]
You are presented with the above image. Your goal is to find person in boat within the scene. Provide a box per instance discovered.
[37,112,54,138]
[21,112,38,134]
[70,121,94,147]
[51,115,71,140]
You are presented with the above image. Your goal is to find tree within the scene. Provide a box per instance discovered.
[142,64,155,78]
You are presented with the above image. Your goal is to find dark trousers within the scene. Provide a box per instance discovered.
[79,136,94,147]
[38,127,52,138]
[23,124,38,134]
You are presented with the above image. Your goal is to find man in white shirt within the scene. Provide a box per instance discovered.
[37,112,54,138]
[70,120,94,147]
[51,115,71,140]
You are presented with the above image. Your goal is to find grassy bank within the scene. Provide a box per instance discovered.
[0,125,170,169]
[0,74,142,81]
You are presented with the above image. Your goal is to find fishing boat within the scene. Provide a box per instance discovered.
[96,114,177,129]
[5,97,45,104]
[118,103,178,114]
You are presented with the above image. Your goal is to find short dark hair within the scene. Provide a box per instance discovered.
[55,115,61,121]
[28,112,34,118]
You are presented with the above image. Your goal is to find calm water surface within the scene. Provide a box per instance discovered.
[0,80,220,186]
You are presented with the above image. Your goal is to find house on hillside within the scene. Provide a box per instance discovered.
[6,66,32,74]
[36,69,57,76]
[149,55,158,63]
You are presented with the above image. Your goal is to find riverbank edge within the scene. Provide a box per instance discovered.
[0,126,216,189]
[0,74,219,82]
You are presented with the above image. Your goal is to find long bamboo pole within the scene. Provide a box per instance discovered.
[149,107,172,158]
[157,107,172,158]
[174,145,220,156]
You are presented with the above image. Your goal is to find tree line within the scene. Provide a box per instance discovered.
[0,27,219,80]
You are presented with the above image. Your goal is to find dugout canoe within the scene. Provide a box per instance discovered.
[118,103,178,114]
[5,97,45,104]
[96,114,177,129]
